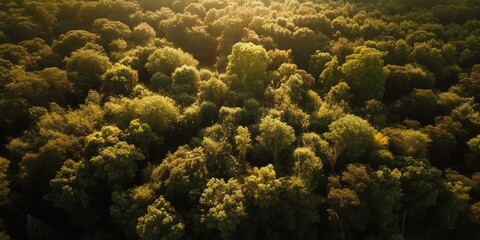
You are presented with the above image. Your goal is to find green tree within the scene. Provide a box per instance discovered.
[292,27,329,69]
[150,147,209,204]
[104,91,180,135]
[226,42,269,100]
[198,77,228,106]
[65,48,111,99]
[133,22,156,46]
[136,196,185,240]
[145,47,198,75]
[396,157,443,227]
[102,63,138,97]
[257,116,296,168]
[200,178,246,239]
[324,114,377,169]
[383,127,431,158]
[90,141,144,189]
[235,126,252,174]
[171,65,200,106]
[92,18,132,47]
[341,46,389,105]
[4,67,73,107]
[0,157,10,207]
[309,50,333,79]
[292,147,323,190]
[395,89,438,124]
[52,30,99,57]
[456,65,480,103]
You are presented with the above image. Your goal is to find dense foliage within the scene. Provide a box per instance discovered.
[1,0,480,239]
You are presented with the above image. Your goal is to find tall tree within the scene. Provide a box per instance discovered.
[257,116,295,168]
[341,46,389,106]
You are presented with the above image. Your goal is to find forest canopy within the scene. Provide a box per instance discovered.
[0,0,480,239]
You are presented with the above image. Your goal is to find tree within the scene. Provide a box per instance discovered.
[341,46,389,105]
[324,114,377,169]
[198,77,228,106]
[65,48,111,99]
[456,65,480,103]
[19,38,58,71]
[110,186,156,239]
[395,157,443,227]
[149,147,209,204]
[0,157,9,207]
[52,30,99,57]
[226,42,269,100]
[327,164,372,238]
[104,91,180,135]
[395,89,438,124]
[145,47,198,75]
[90,141,144,189]
[102,63,138,96]
[257,116,296,168]
[382,127,431,158]
[171,65,200,106]
[133,22,156,46]
[383,65,412,102]
[235,126,252,174]
[92,18,132,47]
[136,196,185,240]
[308,50,333,79]
[46,159,92,217]
[319,56,343,93]
[4,67,73,107]
[292,27,329,69]
[124,119,157,158]
[199,178,246,239]
[292,147,323,190]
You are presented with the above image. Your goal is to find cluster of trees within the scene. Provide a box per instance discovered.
[1,0,480,239]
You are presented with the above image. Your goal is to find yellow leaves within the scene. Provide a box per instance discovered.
[390,168,402,181]
[373,132,389,149]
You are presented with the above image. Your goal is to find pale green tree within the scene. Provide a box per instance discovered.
[235,126,252,174]
[0,157,10,207]
[257,116,296,167]
[324,114,377,169]
[226,42,269,99]
[292,147,323,190]
[90,141,145,189]
[65,48,111,99]
[341,46,389,105]
[102,63,139,96]
[200,178,246,239]
[145,47,198,75]
[136,196,185,240]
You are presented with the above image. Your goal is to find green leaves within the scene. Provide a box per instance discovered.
[200,178,246,239]
[145,47,198,75]
[257,116,295,166]
[341,46,389,105]
[137,196,185,240]
[324,114,377,166]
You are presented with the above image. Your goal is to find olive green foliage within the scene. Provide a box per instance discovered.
[145,47,198,75]
[257,116,296,167]
[65,48,111,98]
[226,42,269,100]
[324,114,377,168]
[1,0,480,239]
[341,46,389,105]
[0,157,10,207]
[102,63,139,96]
[200,178,246,239]
[136,196,185,240]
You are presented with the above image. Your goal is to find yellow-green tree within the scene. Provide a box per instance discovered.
[341,46,389,105]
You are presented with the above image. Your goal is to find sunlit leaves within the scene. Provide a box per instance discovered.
[136,196,185,240]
